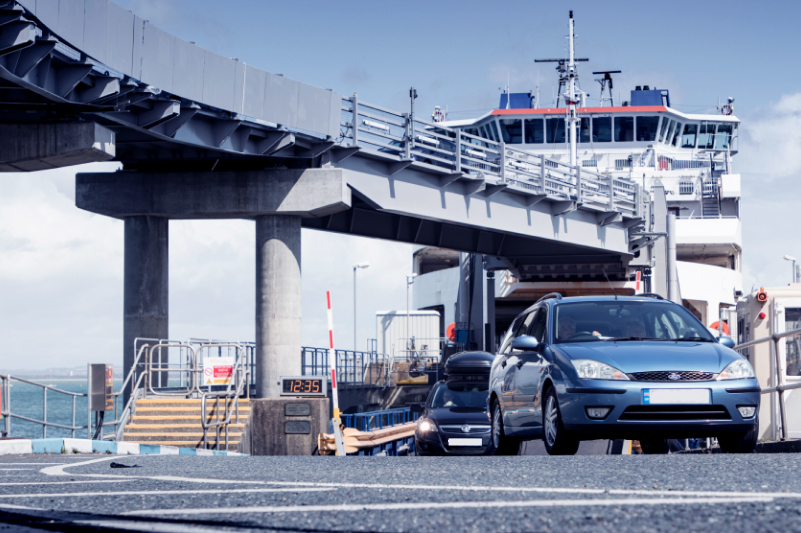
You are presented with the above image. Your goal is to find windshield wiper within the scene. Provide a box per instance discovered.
[668,336,716,342]
[606,336,666,342]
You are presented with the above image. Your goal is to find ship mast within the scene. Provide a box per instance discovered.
[567,11,578,168]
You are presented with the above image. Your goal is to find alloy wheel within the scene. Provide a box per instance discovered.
[545,396,558,446]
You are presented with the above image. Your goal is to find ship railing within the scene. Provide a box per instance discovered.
[733,326,801,441]
[339,96,641,218]
[301,347,390,389]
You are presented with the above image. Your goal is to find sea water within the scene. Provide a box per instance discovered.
[2,379,123,440]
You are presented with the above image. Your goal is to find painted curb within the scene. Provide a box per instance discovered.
[0,438,246,457]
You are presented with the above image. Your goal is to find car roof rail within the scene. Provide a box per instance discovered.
[638,293,666,300]
[536,292,563,304]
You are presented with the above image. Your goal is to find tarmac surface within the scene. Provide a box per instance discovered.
[1,451,800,532]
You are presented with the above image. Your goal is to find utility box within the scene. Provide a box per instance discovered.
[88,364,113,412]
[376,310,441,359]
[239,398,329,456]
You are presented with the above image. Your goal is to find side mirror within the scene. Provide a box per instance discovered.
[511,335,540,351]
[409,403,425,415]
[717,336,736,349]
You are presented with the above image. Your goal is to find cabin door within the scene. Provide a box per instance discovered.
[773,299,801,439]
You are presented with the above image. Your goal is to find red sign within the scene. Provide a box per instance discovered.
[214,366,233,378]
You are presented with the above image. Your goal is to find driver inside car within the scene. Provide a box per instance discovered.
[623,320,647,338]
[557,317,602,341]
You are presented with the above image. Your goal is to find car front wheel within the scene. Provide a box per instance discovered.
[490,400,520,455]
[542,388,579,455]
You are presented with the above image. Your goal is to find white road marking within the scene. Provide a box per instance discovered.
[124,495,776,516]
[0,503,44,511]
[0,463,68,465]
[1,480,131,486]
[0,468,33,471]
[76,520,245,533]
[0,487,327,499]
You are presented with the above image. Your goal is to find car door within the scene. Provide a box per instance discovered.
[513,306,547,430]
[498,310,537,428]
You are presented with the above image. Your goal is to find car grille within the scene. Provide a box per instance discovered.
[439,425,491,434]
[628,371,716,382]
[619,405,731,421]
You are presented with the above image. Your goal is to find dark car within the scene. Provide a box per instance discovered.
[414,352,495,456]
[489,294,760,456]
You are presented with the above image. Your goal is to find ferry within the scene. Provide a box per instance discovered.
[412,12,742,348]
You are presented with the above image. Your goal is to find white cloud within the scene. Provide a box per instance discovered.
[738,93,801,179]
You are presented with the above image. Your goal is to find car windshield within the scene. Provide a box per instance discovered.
[553,300,716,344]
[430,382,488,409]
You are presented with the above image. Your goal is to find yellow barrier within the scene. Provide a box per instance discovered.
[318,422,416,455]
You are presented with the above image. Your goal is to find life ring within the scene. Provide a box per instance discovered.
[432,108,445,123]
[720,104,733,116]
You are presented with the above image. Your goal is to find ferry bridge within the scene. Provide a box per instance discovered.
[0,0,649,401]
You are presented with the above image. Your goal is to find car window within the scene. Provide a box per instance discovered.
[499,316,522,354]
[553,301,715,343]
[529,307,548,343]
[430,382,489,409]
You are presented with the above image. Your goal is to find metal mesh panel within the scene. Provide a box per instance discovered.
[628,371,715,382]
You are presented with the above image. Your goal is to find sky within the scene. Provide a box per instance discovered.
[2,0,801,370]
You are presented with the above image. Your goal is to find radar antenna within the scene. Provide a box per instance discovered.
[593,70,621,107]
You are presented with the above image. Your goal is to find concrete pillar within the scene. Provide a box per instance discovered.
[256,215,302,398]
[486,270,496,353]
[666,210,681,304]
[123,216,168,403]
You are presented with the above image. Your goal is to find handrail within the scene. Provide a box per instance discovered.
[340,95,643,219]
[0,373,89,439]
[199,343,250,451]
[732,325,801,441]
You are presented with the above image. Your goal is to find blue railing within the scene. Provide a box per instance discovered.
[301,347,388,389]
[341,407,419,432]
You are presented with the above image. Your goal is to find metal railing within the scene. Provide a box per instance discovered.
[734,326,801,441]
[0,374,96,439]
[339,96,641,218]
[341,407,418,432]
[301,347,390,389]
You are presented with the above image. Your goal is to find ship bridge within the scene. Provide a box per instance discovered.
[0,0,647,397]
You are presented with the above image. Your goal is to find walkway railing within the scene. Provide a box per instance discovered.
[734,327,801,441]
[341,407,418,432]
[301,347,389,389]
[339,96,641,219]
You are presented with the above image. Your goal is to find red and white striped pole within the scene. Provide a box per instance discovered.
[635,271,642,294]
[327,291,346,456]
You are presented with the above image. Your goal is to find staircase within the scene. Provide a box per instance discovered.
[702,177,721,218]
[122,398,250,449]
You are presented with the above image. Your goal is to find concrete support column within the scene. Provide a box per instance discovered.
[256,215,302,398]
[486,270,496,353]
[123,216,168,403]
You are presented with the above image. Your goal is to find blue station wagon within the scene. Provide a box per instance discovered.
[488,294,760,455]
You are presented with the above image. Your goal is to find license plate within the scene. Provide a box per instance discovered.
[448,438,482,447]
[643,389,710,405]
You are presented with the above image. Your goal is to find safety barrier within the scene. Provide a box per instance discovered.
[734,326,801,441]
[339,96,641,219]
[301,347,389,389]
[318,423,416,456]
[341,407,418,432]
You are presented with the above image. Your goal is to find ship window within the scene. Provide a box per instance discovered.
[592,116,611,142]
[681,124,698,148]
[524,118,544,144]
[658,117,670,142]
[546,118,566,143]
[715,123,732,150]
[499,118,522,144]
[636,116,659,142]
[698,123,716,149]
[614,116,634,142]
[662,119,674,144]
[579,117,591,143]
[479,125,488,139]
[488,120,500,142]
[671,121,682,146]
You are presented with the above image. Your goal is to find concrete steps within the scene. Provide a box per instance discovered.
[122,397,249,448]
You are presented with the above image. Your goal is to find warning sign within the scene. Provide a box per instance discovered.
[203,357,234,385]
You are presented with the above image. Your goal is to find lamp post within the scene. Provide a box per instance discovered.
[406,274,418,358]
[353,263,369,351]
[785,255,797,284]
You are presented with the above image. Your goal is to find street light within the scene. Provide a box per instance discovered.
[406,274,418,357]
[785,255,797,284]
[353,263,369,351]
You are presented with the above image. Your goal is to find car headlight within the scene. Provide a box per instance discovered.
[417,419,437,432]
[717,359,755,380]
[572,359,629,380]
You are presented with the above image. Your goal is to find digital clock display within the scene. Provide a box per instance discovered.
[280,376,326,397]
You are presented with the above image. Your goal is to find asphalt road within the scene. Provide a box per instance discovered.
[1,451,800,532]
